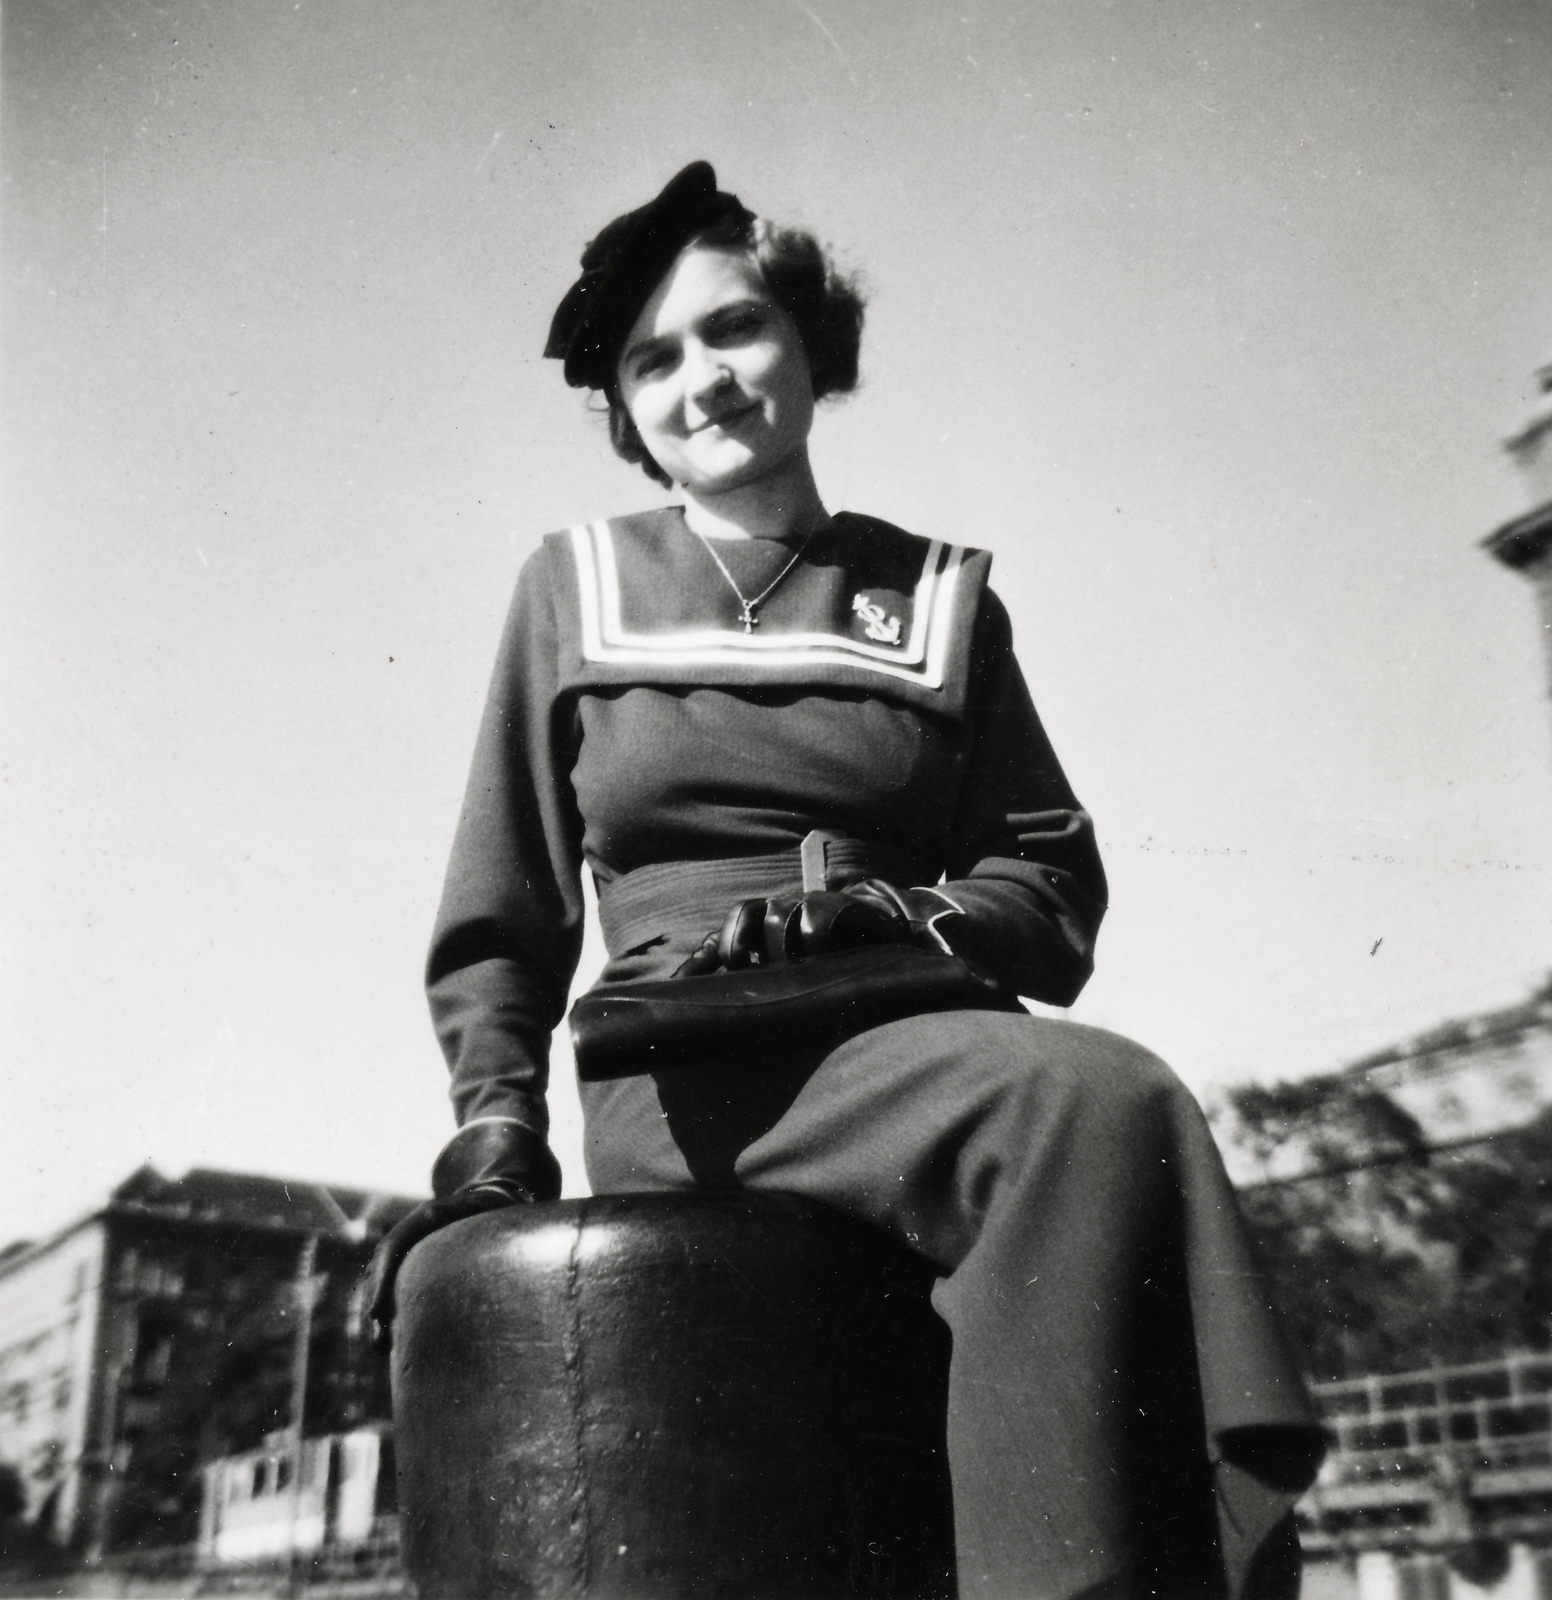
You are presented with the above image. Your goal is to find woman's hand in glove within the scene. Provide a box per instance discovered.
[837,879,966,954]
[364,1117,561,1351]
[673,880,964,975]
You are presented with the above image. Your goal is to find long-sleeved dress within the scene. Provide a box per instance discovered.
[427,506,1324,1600]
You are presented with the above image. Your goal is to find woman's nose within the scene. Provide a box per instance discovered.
[684,344,734,406]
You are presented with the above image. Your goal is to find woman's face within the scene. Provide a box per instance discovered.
[615,244,815,496]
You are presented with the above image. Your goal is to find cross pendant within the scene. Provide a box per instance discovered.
[739,603,759,633]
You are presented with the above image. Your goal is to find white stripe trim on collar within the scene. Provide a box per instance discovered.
[568,521,964,689]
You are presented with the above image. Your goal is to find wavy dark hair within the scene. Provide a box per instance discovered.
[600,213,867,488]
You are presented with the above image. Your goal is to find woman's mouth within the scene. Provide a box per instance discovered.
[695,402,759,432]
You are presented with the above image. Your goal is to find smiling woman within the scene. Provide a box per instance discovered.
[367,161,1327,1600]
[613,249,818,508]
[547,165,864,501]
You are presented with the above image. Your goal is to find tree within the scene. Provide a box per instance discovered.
[1218,1075,1552,1380]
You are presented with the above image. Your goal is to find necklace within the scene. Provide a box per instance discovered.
[691,527,815,633]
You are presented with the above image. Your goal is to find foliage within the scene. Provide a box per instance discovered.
[1220,1073,1552,1381]
[1225,1075,1429,1175]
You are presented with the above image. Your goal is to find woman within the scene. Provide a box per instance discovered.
[370,163,1323,1599]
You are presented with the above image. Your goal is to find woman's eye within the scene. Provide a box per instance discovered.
[710,310,763,343]
[633,349,674,378]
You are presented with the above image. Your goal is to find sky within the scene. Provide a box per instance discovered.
[4,0,1552,1244]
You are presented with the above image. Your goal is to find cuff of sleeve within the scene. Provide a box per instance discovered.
[432,1117,561,1202]
[905,886,967,954]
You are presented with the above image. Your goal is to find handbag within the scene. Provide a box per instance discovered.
[569,942,1018,1081]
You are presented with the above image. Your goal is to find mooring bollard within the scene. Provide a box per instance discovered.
[392,1191,955,1599]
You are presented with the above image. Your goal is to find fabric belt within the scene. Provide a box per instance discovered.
[595,832,922,965]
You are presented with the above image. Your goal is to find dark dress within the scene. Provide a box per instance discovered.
[427,507,1323,1599]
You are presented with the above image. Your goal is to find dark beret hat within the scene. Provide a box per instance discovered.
[544,161,756,391]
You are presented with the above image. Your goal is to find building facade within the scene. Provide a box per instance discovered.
[1288,372,1552,1598]
[1484,357,1552,697]
[1345,979,1552,1156]
[0,1165,418,1559]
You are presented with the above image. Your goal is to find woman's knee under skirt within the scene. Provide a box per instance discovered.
[579,1009,1324,1600]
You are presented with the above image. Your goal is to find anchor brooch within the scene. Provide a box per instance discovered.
[852,594,902,645]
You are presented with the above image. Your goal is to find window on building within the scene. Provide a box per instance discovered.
[136,1337,173,1387]
[30,1440,60,1483]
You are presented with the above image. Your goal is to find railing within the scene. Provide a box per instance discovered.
[1302,1352,1552,1552]
[91,1358,1552,1578]
[290,1524,403,1587]
[74,1526,406,1596]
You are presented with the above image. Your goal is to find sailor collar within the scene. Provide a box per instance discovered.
[562,510,980,694]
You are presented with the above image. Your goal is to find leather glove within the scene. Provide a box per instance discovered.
[839,879,966,954]
[675,881,962,976]
[364,1117,561,1351]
